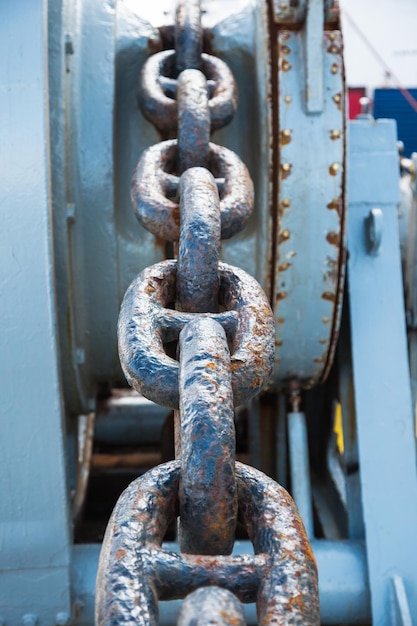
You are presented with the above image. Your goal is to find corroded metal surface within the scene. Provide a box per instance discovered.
[140,50,237,132]
[178,319,237,555]
[175,0,202,72]
[102,1,319,623]
[118,260,275,409]
[177,168,220,313]
[131,140,254,242]
[178,587,246,626]
[96,462,319,625]
[177,70,210,172]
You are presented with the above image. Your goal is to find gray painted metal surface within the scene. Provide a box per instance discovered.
[271,26,346,388]
[0,0,72,622]
[348,118,417,623]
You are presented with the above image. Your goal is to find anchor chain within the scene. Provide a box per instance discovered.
[96,1,319,623]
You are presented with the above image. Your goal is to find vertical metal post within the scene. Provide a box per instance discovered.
[288,411,314,538]
[0,0,72,621]
[347,118,417,623]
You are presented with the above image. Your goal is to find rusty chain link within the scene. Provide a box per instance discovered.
[96,0,319,623]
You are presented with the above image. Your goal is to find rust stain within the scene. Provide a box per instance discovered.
[277,317,285,325]
[281,44,291,55]
[322,317,330,324]
[319,338,327,345]
[322,292,336,302]
[280,129,292,146]
[172,205,180,226]
[276,291,288,301]
[281,60,292,72]
[333,93,342,110]
[330,129,341,140]
[326,231,340,246]
[280,163,292,179]
[278,262,292,271]
[276,339,283,347]
[327,44,340,54]
[329,163,340,176]
[278,229,290,244]
[116,549,127,560]
[327,197,342,218]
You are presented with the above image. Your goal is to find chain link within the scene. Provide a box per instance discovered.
[97,0,319,623]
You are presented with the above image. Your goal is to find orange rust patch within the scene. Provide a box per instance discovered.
[280,163,292,179]
[116,549,127,560]
[322,291,336,302]
[280,129,292,146]
[276,291,288,301]
[278,262,292,271]
[277,317,285,325]
[276,339,283,347]
[326,231,340,246]
[330,129,341,140]
[333,93,342,109]
[172,205,180,226]
[279,229,290,244]
[289,593,305,611]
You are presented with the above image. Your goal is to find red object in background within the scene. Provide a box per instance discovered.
[348,87,366,119]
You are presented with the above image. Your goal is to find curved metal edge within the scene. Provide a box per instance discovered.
[118,260,274,408]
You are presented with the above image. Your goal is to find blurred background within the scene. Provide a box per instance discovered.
[341,0,417,156]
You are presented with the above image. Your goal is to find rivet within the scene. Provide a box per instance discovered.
[279,2,287,9]
[319,339,327,345]
[284,95,292,103]
[322,317,330,324]
[22,616,38,626]
[329,32,336,40]
[282,163,291,172]
[330,129,341,140]
[281,229,290,240]
[331,62,338,74]
[281,45,291,55]
[282,60,292,72]
[282,129,291,138]
[329,163,340,175]
[56,612,70,626]
[333,93,341,104]
[329,45,338,54]
[281,198,291,207]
